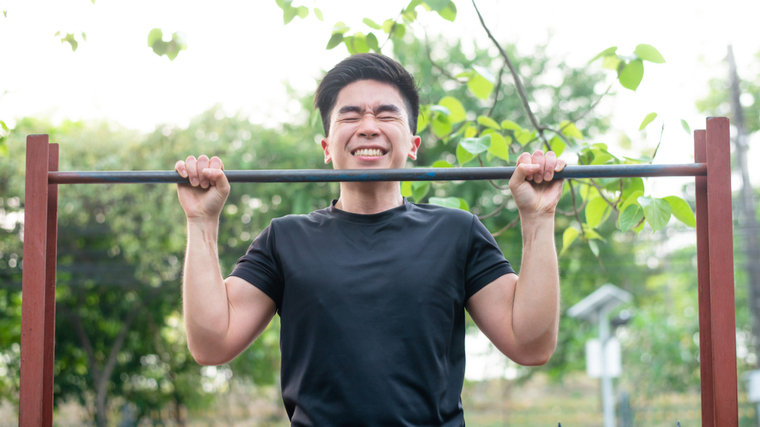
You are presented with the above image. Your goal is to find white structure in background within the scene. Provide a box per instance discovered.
[568,284,632,427]
[744,370,760,427]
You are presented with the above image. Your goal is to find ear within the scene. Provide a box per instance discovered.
[407,135,422,161]
[321,139,332,164]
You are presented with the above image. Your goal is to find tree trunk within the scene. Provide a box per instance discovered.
[727,44,760,365]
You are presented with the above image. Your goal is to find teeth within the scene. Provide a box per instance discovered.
[353,148,384,157]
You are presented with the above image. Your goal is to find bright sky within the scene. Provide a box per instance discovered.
[3,0,759,380]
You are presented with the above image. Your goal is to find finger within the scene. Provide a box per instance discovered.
[185,156,199,187]
[543,151,557,181]
[203,168,230,196]
[174,160,188,179]
[197,155,210,189]
[515,152,532,181]
[555,159,567,172]
[208,156,223,186]
[532,150,546,184]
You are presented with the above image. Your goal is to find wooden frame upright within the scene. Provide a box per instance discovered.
[18,118,739,426]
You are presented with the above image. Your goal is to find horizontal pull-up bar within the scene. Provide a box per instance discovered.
[48,163,707,184]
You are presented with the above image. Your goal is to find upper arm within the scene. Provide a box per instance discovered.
[466,273,520,359]
[210,276,276,365]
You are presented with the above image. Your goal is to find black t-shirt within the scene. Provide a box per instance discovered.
[229,198,515,427]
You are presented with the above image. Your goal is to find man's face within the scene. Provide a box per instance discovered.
[321,79,421,170]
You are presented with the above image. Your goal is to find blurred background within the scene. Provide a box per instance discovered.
[1,0,760,425]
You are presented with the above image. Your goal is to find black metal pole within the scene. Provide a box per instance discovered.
[48,164,707,184]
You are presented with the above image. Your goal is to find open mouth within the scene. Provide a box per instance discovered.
[351,148,387,157]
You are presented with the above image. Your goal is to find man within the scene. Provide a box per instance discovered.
[174,53,565,426]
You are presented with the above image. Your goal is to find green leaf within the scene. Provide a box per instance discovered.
[438,97,466,123]
[297,6,309,18]
[417,111,428,133]
[326,33,344,50]
[464,124,477,138]
[585,197,610,229]
[282,5,298,24]
[363,18,382,29]
[436,1,457,21]
[602,56,622,70]
[621,179,644,203]
[591,46,617,62]
[431,115,452,137]
[424,0,450,12]
[467,67,495,100]
[345,32,369,54]
[634,44,666,64]
[549,135,565,157]
[681,119,691,135]
[620,190,643,212]
[588,240,600,257]
[460,134,492,154]
[639,112,658,131]
[619,204,644,232]
[60,33,78,51]
[560,227,579,256]
[582,226,605,241]
[0,120,7,132]
[487,133,510,161]
[559,121,583,139]
[366,32,380,53]
[81,32,87,42]
[477,115,500,130]
[619,59,644,91]
[432,160,454,168]
[382,19,395,33]
[663,196,696,228]
[401,181,413,197]
[332,21,350,34]
[638,196,672,232]
[500,120,522,131]
[314,7,323,21]
[591,153,613,165]
[390,22,406,39]
[412,181,430,201]
[516,129,533,146]
[429,197,468,210]
[456,143,476,165]
[147,28,163,46]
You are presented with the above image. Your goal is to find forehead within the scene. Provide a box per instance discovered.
[333,80,406,113]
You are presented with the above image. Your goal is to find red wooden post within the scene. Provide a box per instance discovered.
[20,135,50,426]
[42,143,59,427]
[695,129,715,427]
[705,117,738,425]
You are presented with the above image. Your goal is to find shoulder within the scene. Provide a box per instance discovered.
[408,202,476,228]
[269,206,333,230]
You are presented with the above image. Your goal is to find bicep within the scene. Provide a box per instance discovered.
[221,275,277,360]
[466,273,520,358]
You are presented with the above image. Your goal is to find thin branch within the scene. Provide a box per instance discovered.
[471,0,548,147]
[651,123,665,162]
[588,179,619,212]
[487,64,507,118]
[478,154,509,189]
[566,83,613,124]
[478,199,508,220]
[424,29,461,81]
[568,180,586,240]
[491,216,520,237]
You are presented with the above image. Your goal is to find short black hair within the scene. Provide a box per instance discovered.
[314,53,419,137]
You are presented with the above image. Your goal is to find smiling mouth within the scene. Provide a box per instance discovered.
[352,148,386,157]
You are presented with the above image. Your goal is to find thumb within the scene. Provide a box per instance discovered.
[511,163,540,185]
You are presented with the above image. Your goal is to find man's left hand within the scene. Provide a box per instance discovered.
[509,150,567,217]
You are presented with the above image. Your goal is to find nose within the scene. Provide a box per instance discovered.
[358,114,380,138]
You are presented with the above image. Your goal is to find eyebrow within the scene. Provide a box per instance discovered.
[337,104,402,116]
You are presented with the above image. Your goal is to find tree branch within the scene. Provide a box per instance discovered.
[491,216,520,237]
[478,199,508,220]
[487,64,507,118]
[471,0,547,146]
[568,180,586,240]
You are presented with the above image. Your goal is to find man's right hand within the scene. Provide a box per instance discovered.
[175,155,230,221]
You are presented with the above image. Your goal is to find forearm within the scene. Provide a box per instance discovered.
[512,212,560,357]
[182,219,231,355]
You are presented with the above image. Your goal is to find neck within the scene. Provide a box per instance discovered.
[334,182,404,214]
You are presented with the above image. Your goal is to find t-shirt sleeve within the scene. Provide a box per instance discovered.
[228,222,284,311]
[464,215,516,301]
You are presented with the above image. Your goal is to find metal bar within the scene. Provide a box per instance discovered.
[20,135,49,427]
[42,143,59,427]
[705,117,738,426]
[48,163,708,184]
[695,129,715,427]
